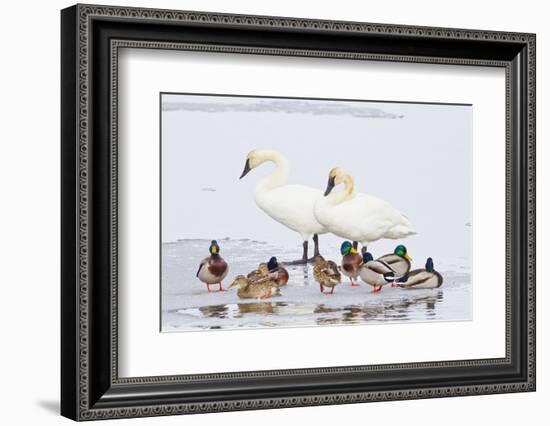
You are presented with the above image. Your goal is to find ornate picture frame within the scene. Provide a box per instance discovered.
[61,4,535,421]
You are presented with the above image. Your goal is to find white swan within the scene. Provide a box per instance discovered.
[239,149,327,263]
[314,167,416,245]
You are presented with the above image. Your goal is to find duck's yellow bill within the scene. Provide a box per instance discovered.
[405,254,413,261]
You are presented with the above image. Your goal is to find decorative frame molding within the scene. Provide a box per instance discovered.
[61,4,535,421]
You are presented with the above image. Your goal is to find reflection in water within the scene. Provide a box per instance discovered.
[174,292,446,329]
[237,302,277,315]
[300,265,309,285]
[199,304,228,318]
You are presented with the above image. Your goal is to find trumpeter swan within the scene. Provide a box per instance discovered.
[314,167,416,246]
[239,149,327,263]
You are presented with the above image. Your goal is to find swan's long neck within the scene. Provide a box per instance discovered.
[329,174,355,204]
[256,151,290,192]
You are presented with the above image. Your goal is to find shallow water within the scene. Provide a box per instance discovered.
[161,239,471,332]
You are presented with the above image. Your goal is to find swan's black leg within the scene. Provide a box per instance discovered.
[302,240,309,262]
[313,234,320,257]
[282,240,314,265]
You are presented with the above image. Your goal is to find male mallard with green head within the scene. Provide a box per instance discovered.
[228,275,279,299]
[196,240,229,292]
[267,256,289,288]
[313,255,341,294]
[396,257,443,289]
[359,251,397,292]
[377,244,412,279]
[340,241,363,286]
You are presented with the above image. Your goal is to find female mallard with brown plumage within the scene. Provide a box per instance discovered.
[246,257,288,291]
[396,257,443,289]
[246,262,269,280]
[228,275,279,299]
[313,255,341,294]
[340,241,363,286]
[376,244,412,278]
[196,240,229,292]
[359,251,397,292]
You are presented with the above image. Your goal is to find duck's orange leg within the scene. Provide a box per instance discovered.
[218,282,226,292]
[372,285,382,293]
[322,285,335,295]
[350,277,359,287]
[206,283,212,292]
[259,291,273,300]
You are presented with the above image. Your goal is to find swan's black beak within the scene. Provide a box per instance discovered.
[324,176,335,196]
[239,159,251,179]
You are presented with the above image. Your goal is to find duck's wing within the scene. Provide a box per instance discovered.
[377,254,401,267]
[250,274,277,287]
[196,257,209,277]
[378,259,396,272]
[367,260,394,275]
[325,260,341,278]
[246,266,264,279]
[397,270,433,287]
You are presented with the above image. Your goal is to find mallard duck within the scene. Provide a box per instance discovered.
[246,262,269,280]
[267,256,289,288]
[376,244,412,279]
[313,255,342,294]
[314,167,415,248]
[239,149,327,264]
[196,240,229,292]
[340,241,363,286]
[359,251,397,292]
[228,275,279,299]
[396,257,443,289]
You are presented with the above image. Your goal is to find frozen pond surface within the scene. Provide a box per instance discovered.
[161,239,471,332]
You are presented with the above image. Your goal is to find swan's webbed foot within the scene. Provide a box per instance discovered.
[281,239,320,265]
[283,258,308,265]
[283,240,310,265]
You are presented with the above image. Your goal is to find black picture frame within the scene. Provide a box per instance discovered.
[61,4,536,421]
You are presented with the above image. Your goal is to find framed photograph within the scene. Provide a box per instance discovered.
[61,4,536,421]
